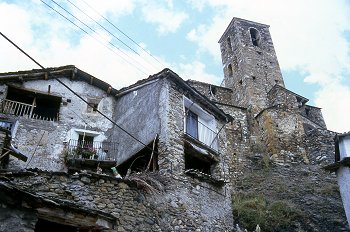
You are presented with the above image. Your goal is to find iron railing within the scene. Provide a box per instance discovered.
[66,139,118,161]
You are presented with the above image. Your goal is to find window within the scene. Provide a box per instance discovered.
[227,37,232,51]
[3,86,61,121]
[209,85,217,96]
[78,134,94,147]
[249,28,260,47]
[86,98,100,113]
[228,64,233,76]
[185,151,212,174]
[186,109,198,139]
[183,97,218,151]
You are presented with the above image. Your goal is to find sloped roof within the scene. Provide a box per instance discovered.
[0,66,232,122]
[117,68,233,122]
[268,84,309,104]
[0,65,119,96]
[218,17,270,43]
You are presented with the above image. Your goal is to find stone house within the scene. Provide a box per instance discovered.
[0,66,238,231]
[0,66,119,171]
[325,132,350,228]
[0,17,346,231]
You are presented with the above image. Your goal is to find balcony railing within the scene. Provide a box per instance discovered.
[66,139,118,161]
[198,123,218,151]
[186,122,218,152]
[1,99,59,121]
[1,99,34,117]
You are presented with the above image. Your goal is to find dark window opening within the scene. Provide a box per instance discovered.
[275,80,278,84]
[87,103,98,112]
[209,85,217,96]
[185,152,212,175]
[117,140,159,176]
[305,108,310,116]
[3,86,61,121]
[252,76,256,80]
[185,109,198,139]
[87,99,99,113]
[78,134,94,147]
[0,120,13,131]
[239,80,243,85]
[227,37,232,51]
[228,64,233,76]
[303,123,314,134]
[249,28,260,47]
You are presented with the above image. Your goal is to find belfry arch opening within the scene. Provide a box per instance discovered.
[226,37,232,51]
[249,28,260,47]
[228,64,233,76]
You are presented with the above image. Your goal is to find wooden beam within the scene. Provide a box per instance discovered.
[107,86,112,94]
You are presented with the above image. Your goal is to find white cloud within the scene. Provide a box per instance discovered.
[1,0,350,133]
[186,0,350,132]
[0,1,161,89]
[315,83,350,133]
[176,61,222,85]
[141,1,188,35]
[73,0,135,22]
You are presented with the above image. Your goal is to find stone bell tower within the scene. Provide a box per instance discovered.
[218,17,285,114]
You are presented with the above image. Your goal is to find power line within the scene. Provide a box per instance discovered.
[45,0,150,71]
[66,0,139,55]
[65,0,161,72]
[40,0,147,75]
[79,0,165,68]
[0,31,157,155]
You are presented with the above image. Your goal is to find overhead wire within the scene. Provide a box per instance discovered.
[66,0,139,55]
[0,31,158,156]
[65,0,161,72]
[50,0,151,72]
[40,0,149,76]
[78,0,165,68]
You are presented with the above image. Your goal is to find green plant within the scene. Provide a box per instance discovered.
[232,193,301,231]
[73,146,97,159]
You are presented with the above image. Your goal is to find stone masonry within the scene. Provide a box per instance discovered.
[0,17,347,232]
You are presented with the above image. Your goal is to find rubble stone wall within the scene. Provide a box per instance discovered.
[2,78,116,171]
[1,170,233,232]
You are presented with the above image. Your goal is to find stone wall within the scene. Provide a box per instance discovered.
[219,18,285,114]
[186,80,251,183]
[112,80,163,164]
[0,169,233,232]
[2,78,116,171]
[300,105,327,129]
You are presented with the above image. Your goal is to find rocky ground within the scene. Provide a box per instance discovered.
[233,161,348,232]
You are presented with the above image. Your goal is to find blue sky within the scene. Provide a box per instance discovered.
[0,0,350,132]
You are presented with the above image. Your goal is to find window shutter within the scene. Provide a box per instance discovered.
[186,110,198,139]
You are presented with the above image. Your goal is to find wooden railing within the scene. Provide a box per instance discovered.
[1,99,34,117]
[1,99,59,121]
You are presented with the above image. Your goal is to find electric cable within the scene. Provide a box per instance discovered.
[65,0,161,72]
[78,0,165,68]
[40,0,149,76]
[66,0,139,55]
[0,31,157,155]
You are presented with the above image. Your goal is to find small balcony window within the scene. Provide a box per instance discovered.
[183,96,218,151]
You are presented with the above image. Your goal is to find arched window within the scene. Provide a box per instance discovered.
[228,64,233,76]
[227,37,232,51]
[249,28,260,47]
